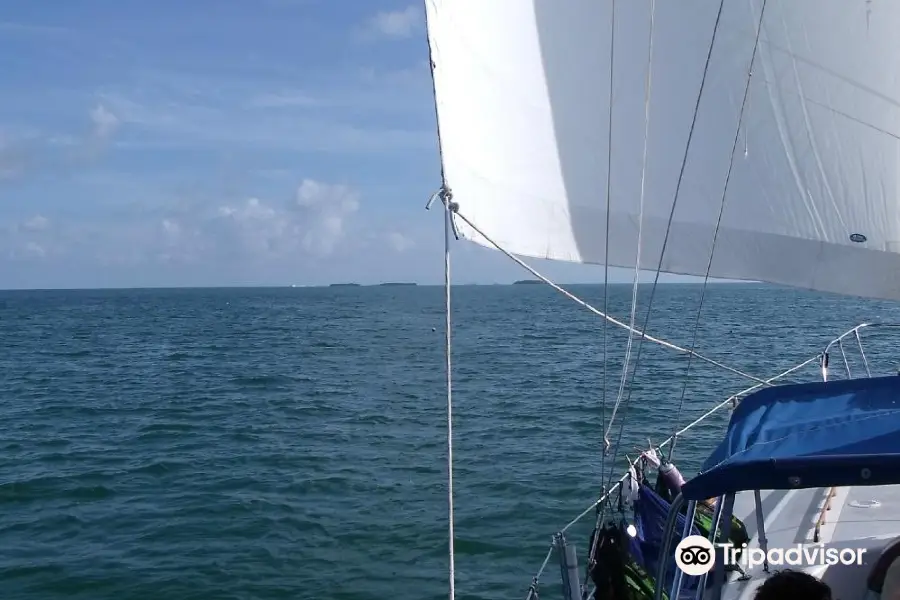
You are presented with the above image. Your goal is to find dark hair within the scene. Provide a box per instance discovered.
[754,570,831,600]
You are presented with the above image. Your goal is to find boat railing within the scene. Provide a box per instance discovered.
[821,322,900,380]
[525,320,900,600]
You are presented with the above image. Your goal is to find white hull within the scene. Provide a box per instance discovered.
[724,485,898,600]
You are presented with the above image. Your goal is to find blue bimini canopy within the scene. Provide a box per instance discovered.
[681,375,900,502]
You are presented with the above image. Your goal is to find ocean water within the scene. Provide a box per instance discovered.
[1,283,898,600]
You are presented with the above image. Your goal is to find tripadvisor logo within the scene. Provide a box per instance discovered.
[675,536,716,576]
[674,535,867,576]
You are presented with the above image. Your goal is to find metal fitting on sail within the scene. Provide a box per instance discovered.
[424,186,460,239]
[441,187,461,240]
[526,577,539,600]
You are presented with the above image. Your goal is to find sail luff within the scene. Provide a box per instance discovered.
[425,0,900,301]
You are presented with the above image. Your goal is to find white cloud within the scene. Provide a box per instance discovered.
[259,0,314,6]
[161,218,179,235]
[100,91,430,153]
[22,215,49,232]
[81,61,434,154]
[76,104,121,162]
[250,91,318,108]
[2,216,55,260]
[386,232,414,252]
[0,21,71,36]
[295,179,359,212]
[90,104,119,140]
[0,178,359,270]
[367,6,422,39]
[294,179,360,255]
[0,105,120,179]
[23,241,45,257]
[3,239,49,261]
[158,181,361,262]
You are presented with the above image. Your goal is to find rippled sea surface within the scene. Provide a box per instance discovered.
[1,284,898,600]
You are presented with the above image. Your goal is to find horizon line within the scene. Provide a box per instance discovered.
[0,281,765,292]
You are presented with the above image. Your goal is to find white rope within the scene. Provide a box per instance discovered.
[557,352,820,534]
[599,0,727,504]
[525,546,556,599]
[604,0,656,450]
[443,198,456,600]
[600,0,616,473]
[526,319,891,587]
[668,0,768,460]
[589,2,654,589]
[452,211,772,388]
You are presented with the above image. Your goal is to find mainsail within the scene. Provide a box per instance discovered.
[425,0,900,300]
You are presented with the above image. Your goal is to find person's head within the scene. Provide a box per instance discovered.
[754,570,832,600]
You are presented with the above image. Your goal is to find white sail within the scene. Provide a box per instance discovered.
[425,0,900,300]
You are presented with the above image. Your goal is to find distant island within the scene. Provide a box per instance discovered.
[513,279,543,285]
[327,282,417,287]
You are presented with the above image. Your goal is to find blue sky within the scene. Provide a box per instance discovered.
[0,0,702,289]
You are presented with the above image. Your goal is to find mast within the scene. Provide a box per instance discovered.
[423,3,457,599]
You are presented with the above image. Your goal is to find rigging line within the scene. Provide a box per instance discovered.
[454,212,772,387]
[590,2,654,585]
[600,0,616,482]
[602,0,727,496]
[454,216,774,387]
[603,0,656,450]
[668,0,768,461]
[588,5,622,591]
[443,198,456,600]
[422,4,455,599]
[558,352,821,534]
[524,546,556,599]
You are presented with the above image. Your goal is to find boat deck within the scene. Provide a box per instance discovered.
[716,484,900,600]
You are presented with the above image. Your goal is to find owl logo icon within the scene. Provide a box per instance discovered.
[675,535,715,576]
